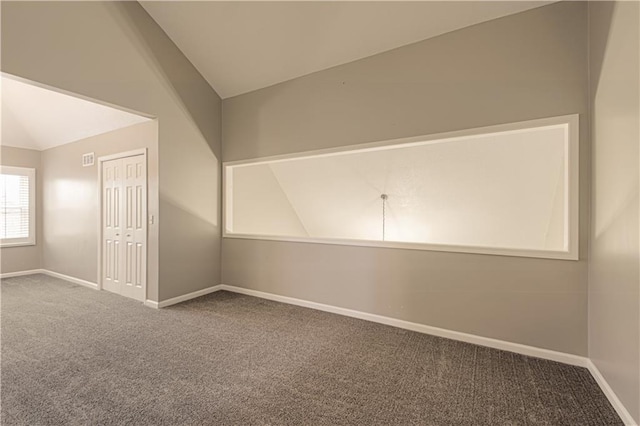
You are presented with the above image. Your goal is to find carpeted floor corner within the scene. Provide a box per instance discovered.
[1,274,623,425]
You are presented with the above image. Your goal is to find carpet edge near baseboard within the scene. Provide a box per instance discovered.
[2,270,633,425]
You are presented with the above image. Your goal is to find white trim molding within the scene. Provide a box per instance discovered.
[586,360,638,426]
[218,284,588,367]
[144,300,159,309]
[217,284,638,424]
[0,269,45,279]
[144,280,589,367]
[43,269,98,290]
[223,114,580,261]
[1,269,633,424]
[0,269,97,289]
[145,284,223,309]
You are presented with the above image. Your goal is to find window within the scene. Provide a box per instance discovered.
[224,114,579,260]
[0,166,36,247]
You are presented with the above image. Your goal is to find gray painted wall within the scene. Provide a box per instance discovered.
[0,146,42,273]
[222,1,589,355]
[40,121,159,289]
[588,1,640,422]
[1,2,222,301]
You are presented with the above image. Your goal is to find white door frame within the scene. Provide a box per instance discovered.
[97,148,148,299]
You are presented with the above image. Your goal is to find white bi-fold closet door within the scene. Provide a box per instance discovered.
[102,154,147,302]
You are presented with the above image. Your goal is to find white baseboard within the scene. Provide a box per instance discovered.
[1,268,98,289]
[586,360,637,425]
[144,300,159,309]
[1,268,218,309]
[219,284,638,424]
[0,272,590,367]
[146,284,223,309]
[218,284,588,368]
[2,270,634,424]
[41,269,98,290]
[0,269,45,279]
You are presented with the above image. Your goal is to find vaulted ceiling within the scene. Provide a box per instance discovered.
[1,76,150,151]
[1,2,556,151]
[141,1,553,99]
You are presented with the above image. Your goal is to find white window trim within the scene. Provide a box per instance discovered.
[223,114,579,261]
[0,166,36,248]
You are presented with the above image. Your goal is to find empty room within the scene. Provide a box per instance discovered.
[1,1,638,425]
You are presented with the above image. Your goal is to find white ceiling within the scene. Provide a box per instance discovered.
[142,1,553,99]
[1,76,150,151]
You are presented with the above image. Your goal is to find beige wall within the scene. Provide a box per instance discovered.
[40,121,158,290]
[1,2,222,301]
[0,146,43,273]
[589,1,640,422]
[222,1,589,355]
[231,164,308,237]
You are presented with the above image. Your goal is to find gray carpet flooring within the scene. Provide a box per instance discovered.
[1,274,623,426]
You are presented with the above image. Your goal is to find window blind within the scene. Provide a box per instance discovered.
[0,173,31,240]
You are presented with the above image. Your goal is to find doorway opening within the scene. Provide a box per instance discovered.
[1,72,159,304]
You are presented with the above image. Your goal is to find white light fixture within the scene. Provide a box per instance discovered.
[381,193,388,241]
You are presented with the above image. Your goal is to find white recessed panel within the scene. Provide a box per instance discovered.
[224,115,578,260]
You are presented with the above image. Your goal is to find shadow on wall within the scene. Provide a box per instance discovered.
[111,2,221,230]
[588,2,616,94]
[593,0,639,255]
[112,2,221,159]
[108,2,223,296]
[159,200,221,300]
[589,1,625,240]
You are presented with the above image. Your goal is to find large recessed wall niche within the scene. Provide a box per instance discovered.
[224,115,578,260]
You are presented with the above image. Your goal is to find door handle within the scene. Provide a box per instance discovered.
[126,234,131,237]
[115,233,120,236]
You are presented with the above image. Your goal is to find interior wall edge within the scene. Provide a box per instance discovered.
[147,283,224,308]
[587,0,640,423]
[587,360,639,426]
